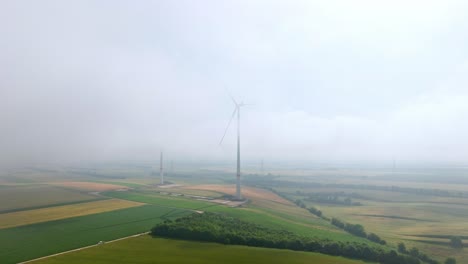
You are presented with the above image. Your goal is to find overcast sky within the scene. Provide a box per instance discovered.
[2,0,468,166]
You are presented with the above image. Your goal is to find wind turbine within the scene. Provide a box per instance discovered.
[220,96,246,200]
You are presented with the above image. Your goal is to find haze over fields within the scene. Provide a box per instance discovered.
[2,0,468,166]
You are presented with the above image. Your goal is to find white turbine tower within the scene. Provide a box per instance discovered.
[220,96,246,200]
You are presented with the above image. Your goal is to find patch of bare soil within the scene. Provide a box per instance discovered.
[184,184,293,205]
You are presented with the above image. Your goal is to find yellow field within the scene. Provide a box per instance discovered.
[0,199,144,229]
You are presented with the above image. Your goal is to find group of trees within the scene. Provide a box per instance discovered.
[151,212,422,264]
[294,199,307,209]
[445,258,457,264]
[331,218,386,245]
[307,206,323,217]
[449,236,463,248]
[282,189,387,246]
[398,242,453,264]
[263,187,458,263]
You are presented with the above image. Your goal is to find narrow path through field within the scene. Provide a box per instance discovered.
[17,201,206,264]
[18,232,150,264]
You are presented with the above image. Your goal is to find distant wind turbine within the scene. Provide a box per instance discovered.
[220,96,247,200]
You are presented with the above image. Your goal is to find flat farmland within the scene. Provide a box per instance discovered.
[105,188,368,244]
[318,202,468,261]
[277,185,468,204]
[0,205,191,264]
[0,199,144,229]
[338,179,468,193]
[31,236,370,264]
[0,185,99,213]
[285,186,468,262]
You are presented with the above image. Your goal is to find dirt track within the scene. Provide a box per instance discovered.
[19,232,149,264]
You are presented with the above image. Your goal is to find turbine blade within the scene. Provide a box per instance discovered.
[229,94,238,106]
[219,107,238,145]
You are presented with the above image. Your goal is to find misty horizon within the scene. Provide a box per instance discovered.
[3,1,468,167]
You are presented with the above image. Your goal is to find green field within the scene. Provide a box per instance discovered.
[0,205,191,264]
[103,190,220,210]
[0,199,143,229]
[32,236,370,264]
[0,183,370,264]
[104,189,370,244]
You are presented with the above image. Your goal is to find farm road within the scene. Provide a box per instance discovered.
[18,232,150,264]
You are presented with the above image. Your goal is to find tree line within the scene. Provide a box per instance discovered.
[290,196,385,245]
[273,188,453,263]
[331,218,386,245]
[151,212,422,264]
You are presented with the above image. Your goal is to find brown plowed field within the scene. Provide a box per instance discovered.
[184,184,293,205]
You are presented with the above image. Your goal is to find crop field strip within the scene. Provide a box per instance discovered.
[103,190,220,210]
[0,204,192,264]
[90,180,149,189]
[351,214,440,222]
[164,187,225,198]
[0,197,107,214]
[0,185,101,213]
[30,236,370,264]
[50,181,129,191]
[0,199,144,229]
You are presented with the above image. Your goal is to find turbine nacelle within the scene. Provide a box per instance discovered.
[219,97,247,146]
[230,94,246,108]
